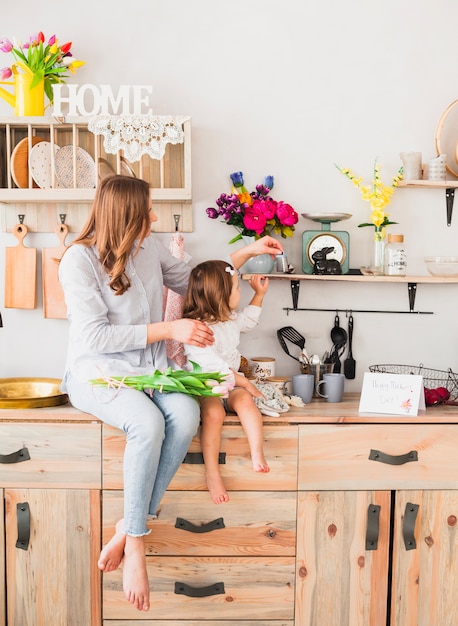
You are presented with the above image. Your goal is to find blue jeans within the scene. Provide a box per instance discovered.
[64,372,200,536]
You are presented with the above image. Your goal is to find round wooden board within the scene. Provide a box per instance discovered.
[11,136,47,188]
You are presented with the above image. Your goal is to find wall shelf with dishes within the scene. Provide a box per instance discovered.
[0,116,192,233]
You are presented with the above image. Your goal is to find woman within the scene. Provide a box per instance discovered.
[58,175,283,613]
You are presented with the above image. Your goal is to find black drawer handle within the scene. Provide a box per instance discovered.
[175,517,225,533]
[182,452,226,465]
[369,449,418,465]
[403,502,419,551]
[174,581,225,597]
[365,504,381,550]
[16,502,30,550]
[0,447,30,464]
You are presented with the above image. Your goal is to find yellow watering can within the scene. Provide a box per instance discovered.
[0,63,45,116]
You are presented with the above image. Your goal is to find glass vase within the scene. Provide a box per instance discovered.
[372,233,385,274]
[241,235,275,274]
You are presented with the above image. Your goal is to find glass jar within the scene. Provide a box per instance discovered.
[384,234,407,276]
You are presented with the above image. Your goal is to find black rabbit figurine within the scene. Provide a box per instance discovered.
[311,247,342,275]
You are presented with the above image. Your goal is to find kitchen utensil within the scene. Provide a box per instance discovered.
[343,313,356,379]
[42,222,69,319]
[277,327,309,363]
[277,326,310,362]
[327,314,347,373]
[4,222,37,309]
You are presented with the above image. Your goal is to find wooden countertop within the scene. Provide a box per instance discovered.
[2,393,458,424]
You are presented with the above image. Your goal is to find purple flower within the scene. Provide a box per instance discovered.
[0,38,13,53]
[0,66,12,80]
[206,207,219,219]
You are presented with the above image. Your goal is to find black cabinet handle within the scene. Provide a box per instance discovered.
[369,449,418,465]
[402,502,419,550]
[175,517,225,533]
[365,504,381,550]
[174,581,225,597]
[182,452,226,465]
[0,446,30,464]
[16,502,30,550]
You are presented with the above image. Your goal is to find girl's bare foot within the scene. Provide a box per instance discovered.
[98,519,126,572]
[123,535,150,611]
[206,473,229,504]
[252,453,270,473]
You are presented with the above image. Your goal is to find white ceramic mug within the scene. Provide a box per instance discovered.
[316,373,345,403]
[250,357,276,381]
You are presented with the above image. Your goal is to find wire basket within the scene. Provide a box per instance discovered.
[369,364,458,399]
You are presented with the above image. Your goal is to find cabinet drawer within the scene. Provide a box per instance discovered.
[103,556,295,621]
[103,490,296,556]
[104,621,293,626]
[103,424,298,491]
[0,423,101,488]
[299,424,458,490]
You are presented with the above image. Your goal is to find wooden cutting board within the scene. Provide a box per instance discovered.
[42,224,69,319]
[4,223,37,309]
[11,136,46,188]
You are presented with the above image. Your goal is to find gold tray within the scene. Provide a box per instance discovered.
[0,377,69,409]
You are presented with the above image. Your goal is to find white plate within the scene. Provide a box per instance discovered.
[29,141,61,189]
[301,212,352,223]
[55,145,97,188]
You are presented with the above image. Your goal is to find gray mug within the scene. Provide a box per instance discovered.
[316,373,345,402]
[292,374,315,404]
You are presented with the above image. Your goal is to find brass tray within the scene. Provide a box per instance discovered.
[0,377,69,409]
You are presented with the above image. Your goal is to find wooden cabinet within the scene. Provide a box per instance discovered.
[296,423,458,626]
[0,414,102,626]
[102,424,298,624]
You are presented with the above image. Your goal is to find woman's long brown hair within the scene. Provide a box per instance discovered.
[182,260,235,323]
[70,175,151,295]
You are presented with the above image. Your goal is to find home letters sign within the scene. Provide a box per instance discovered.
[51,84,153,116]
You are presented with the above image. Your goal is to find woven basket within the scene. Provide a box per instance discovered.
[369,364,458,399]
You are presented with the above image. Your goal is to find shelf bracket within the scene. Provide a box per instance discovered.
[290,280,300,309]
[408,282,417,312]
[446,188,455,226]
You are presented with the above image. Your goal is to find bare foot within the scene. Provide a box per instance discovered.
[252,453,270,473]
[98,519,126,572]
[123,536,150,612]
[206,472,229,504]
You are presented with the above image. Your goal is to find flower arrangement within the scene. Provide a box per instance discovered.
[336,160,403,240]
[0,32,84,102]
[90,362,234,398]
[206,171,298,243]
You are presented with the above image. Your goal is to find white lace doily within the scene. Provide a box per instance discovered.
[88,115,190,162]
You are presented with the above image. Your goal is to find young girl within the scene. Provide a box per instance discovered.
[182,260,270,504]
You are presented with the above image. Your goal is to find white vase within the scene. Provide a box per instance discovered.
[241,236,276,274]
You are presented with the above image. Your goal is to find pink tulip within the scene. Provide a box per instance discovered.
[0,66,12,80]
[0,38,13,53]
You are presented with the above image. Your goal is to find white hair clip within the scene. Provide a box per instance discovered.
[225,266,235,276]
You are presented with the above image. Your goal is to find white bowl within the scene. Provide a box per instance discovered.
[424,256,458,277]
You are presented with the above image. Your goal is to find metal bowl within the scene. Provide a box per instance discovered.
[0,377,68,409]
[424,256,458,277]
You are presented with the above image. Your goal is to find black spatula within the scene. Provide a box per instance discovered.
[277,326,308,362]
[343,314,356,379]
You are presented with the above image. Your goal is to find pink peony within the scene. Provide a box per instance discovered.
[276,201,298,226]
[243,204,268,234]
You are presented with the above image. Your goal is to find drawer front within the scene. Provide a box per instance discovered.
[299,424,458,490]
[0,423,101,488]
[103,424,298,491]
[103,556,295,621]
[103,490,296,556]
[104,621,293,626]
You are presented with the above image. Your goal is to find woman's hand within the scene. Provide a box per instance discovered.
[147,319,214,347]
[230,235,284,270]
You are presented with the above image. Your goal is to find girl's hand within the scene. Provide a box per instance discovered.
[233,372,264,398]
[248,274,269,295]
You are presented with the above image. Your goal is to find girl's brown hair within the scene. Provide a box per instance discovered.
[70,175,151,295]
[182,260,235,323]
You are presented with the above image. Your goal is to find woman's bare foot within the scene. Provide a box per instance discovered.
[252,453,270,473]
[206,472,229,504]
[98,519,126,572]
[123,535,150,611]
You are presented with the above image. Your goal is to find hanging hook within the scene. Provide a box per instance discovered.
[18,214,25,224]
[173,214,180,232]
[59,213,67,224]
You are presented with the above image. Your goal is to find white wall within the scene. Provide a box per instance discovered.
[1,0,458,392]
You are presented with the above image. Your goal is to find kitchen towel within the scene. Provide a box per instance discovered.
[163,230,191,368]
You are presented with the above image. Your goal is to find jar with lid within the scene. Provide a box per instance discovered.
[384,234,407,276]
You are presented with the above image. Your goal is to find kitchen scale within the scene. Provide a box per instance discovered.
[302,213,351,274]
